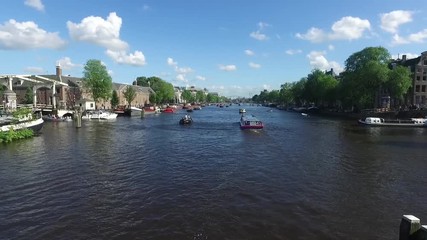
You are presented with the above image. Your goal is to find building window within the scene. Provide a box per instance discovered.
[422,96,426,105]
[424,60,427,65]
[423,85,426,92]
[416,85,420,92]
[416,96,421,104]
[424,76,427,81]
[417,76,421,81]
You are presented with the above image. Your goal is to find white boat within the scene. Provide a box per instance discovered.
[0,116,44,132]
[82,110,118,120]
[358,117,427,127]
[240,115,264,129]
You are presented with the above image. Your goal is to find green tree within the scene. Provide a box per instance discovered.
[123,85,137,107]
[135,76,174,104]
[386,65,412,104]
[82,59,113,106]
[24,87,34,104]
[196,90,206,103]
[110,90,119,109]
[182,90,194,103]
[279,82,294,107]
[206,93,218,103]
[340,46,391,109]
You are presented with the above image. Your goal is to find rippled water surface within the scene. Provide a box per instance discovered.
[1,105,427,239]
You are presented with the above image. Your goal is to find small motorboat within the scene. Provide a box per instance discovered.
[179,115,193,125]
[239,108,246,114]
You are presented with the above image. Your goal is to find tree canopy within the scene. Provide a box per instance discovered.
[123,85,137,107]
[110,90,119,109]
[134,76,175,104]
[82,59,113,104]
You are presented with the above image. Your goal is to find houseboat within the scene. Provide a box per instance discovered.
[358,117,427,127]
[240,115,264,130]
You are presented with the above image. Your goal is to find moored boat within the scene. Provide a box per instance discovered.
[82,110,118,120]
[240,115,263,129]
[358,117,427,127]
[0,112,44,132]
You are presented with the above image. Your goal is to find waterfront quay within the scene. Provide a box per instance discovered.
[1,105,427,239]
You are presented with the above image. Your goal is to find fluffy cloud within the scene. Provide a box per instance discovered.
[219,64,237,71]
[245,49,255,56]
[307,51,343,73]
[24,0,44,11]
[380,10,413,33]
[297,16,370,42]
[285,49,302,55]
[329,17,371,40]
[67,12,128,51]
[106,50,146,66]
[57,57,80,70]
[196,75,206,81]
[167,57,178,66]
[250,21,270,41]
[0,19,66,50]
[392,30,427,45]
[249,62,261,69]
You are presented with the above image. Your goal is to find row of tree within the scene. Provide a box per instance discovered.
[252,47,412,110]
[82,60,229,109]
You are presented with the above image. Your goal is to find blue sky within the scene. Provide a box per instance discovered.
[1,0,426,97]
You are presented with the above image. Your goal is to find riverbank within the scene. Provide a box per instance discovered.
[297,108,427,120]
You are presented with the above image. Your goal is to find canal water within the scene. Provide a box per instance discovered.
[1,105,427,240]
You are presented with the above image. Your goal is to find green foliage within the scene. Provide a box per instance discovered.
[196,90,206,103]
[182,90,194,102]
[0,128,34,143]
[110,90,119,109]
[12,108,32,119]
[206,93,218,103]
[135,76,174,104]
[82,59,113,104]
[24,87,34,104]
[386,66,412,101]
[123,85,137,107]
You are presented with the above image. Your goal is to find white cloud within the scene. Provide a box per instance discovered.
[380,10,413,34]
[219,64,237,71]
[196,75,206,81]
[167,57,178,66]
[296,27,326,43]
[328,45,335,51]
[307,51,343,73]
[176,67,193,74]
[250,21,270,41]
[391,30,427,45]
[24,0,44,11]
[245,49,255,56]
[176,74,187,83]
[24,66,44,74]
[57,57,80,70]
[329,16,371,40]
[297,16,370,42]
[249,62,261,69]
[250,31,268,41]
[67,12,128,51]
[0,19,66,50]
[285,49,302,55]
[105,50,146,66]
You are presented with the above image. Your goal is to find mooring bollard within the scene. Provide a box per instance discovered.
[141,108,145,118]
[76,107,82,128]
[400,215,421,240]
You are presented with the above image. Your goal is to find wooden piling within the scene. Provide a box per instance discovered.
[75,107,82,128]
